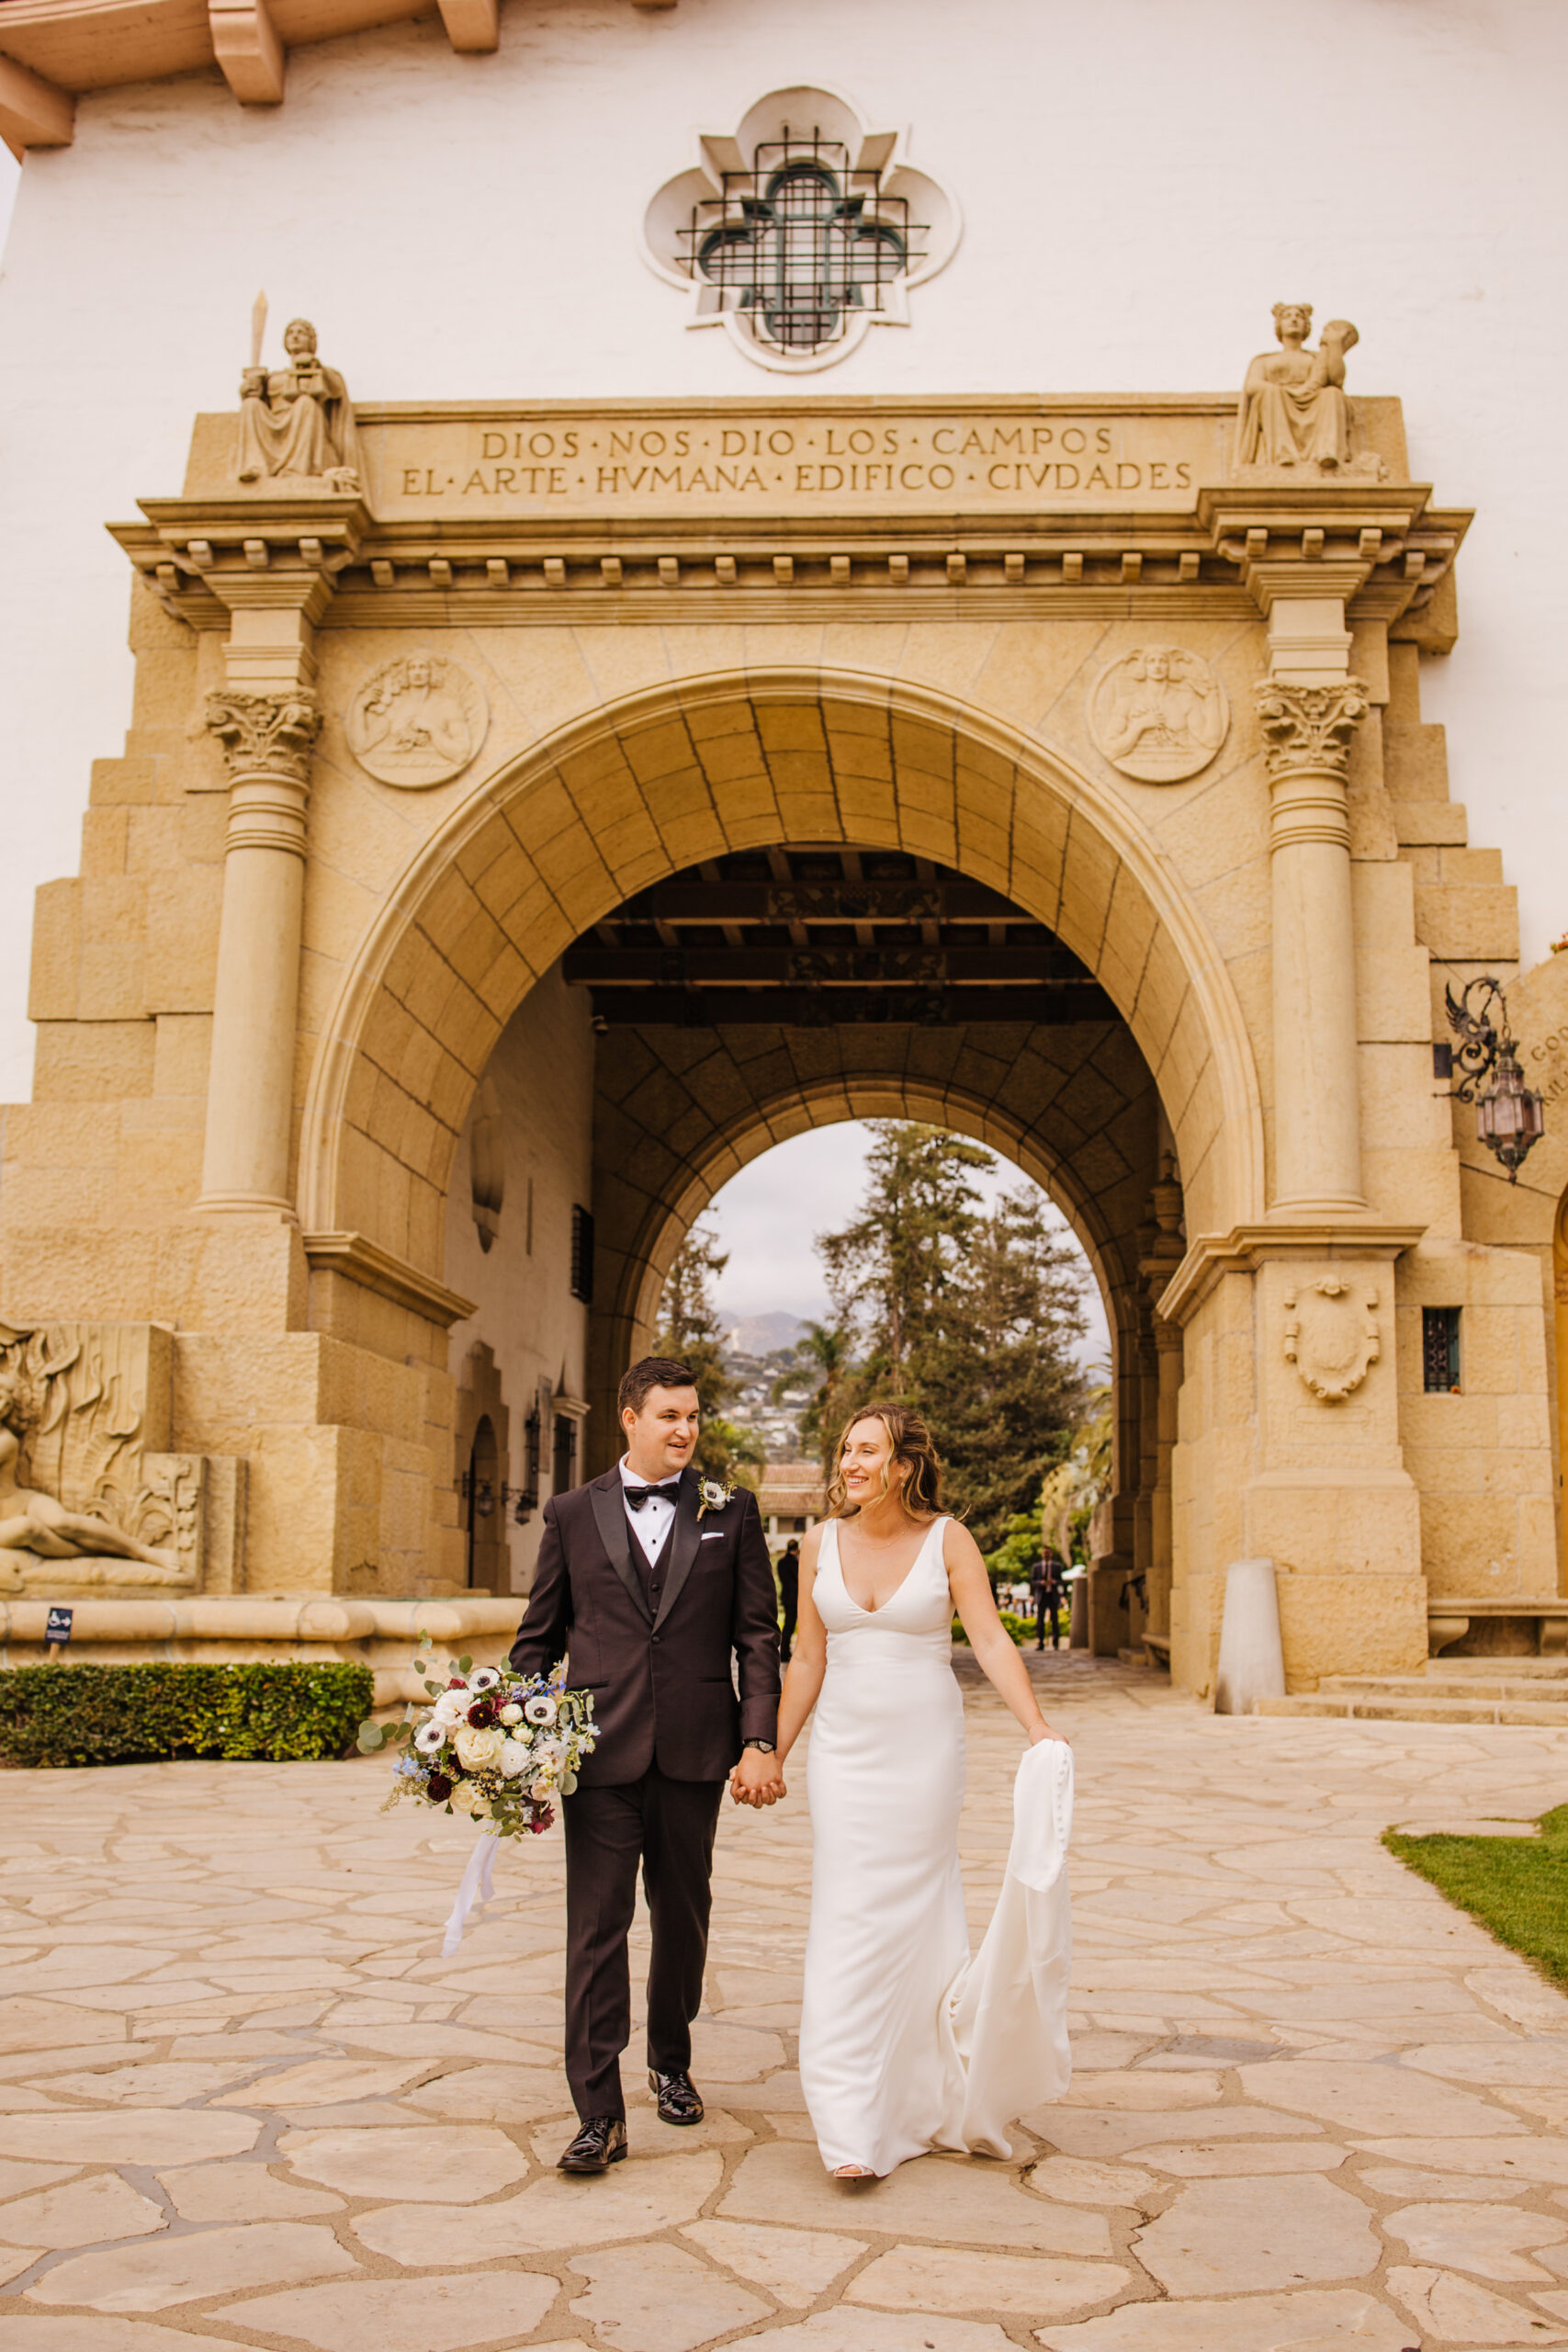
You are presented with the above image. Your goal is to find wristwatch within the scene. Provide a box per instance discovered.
[743,1738,775,1754]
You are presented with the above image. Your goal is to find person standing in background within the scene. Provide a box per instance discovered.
[778,1537,801,1663]
[1032,1548,1067,1651]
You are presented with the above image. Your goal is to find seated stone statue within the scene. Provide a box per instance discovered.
[236,316,360,492]
[0,1371,177,1592]
[1233,303,1383,479]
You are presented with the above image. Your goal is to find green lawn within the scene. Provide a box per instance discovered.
[1385,1802,1568,1986]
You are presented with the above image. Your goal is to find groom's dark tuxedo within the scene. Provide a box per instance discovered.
[510,1461,780,2120]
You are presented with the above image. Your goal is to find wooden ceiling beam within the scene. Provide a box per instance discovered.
[0,51,73,154]
[582,986,1116,1028]
[209,0,285,103]
[436,0,499,51]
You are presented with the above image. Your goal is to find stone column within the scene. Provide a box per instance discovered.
[197,688,323,1214]
[1257,672,1371,1213]
[1138,1160,1186,1645]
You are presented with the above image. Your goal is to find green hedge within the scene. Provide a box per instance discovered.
[0,1662,374,1768]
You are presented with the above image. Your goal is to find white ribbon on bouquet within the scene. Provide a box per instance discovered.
[441,1832,501,1955]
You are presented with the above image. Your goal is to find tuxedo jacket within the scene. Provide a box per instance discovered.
[509,1464,781,1786]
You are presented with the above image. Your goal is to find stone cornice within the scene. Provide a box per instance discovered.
[1156,1220,1427,1328]
[302,1231,477,1329]
[112,481,1468,638]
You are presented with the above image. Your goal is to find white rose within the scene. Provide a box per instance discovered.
[528,1778,554,1802]
[455,1723,505,1772]
[447,1781,479,1815]
[499,1736,529,1778]
[499,1702,523,1725]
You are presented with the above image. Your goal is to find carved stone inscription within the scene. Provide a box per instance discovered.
[355,401,1231,519]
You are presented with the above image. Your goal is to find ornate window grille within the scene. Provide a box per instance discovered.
[681,129,923,359]
[1422,1306,1461,1393]
[514,1404,540,1524]
[552,1408,577,1496]
[570,1205,595,1305]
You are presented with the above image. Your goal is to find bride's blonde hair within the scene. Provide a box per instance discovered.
[827,1402,943,1519]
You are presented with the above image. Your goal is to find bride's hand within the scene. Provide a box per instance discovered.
[1029,1722,1068,1745]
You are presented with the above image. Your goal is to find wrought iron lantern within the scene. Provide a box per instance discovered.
[1442,976,1545,1182]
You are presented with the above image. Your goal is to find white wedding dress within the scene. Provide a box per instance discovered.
[798,1513,1074,2176]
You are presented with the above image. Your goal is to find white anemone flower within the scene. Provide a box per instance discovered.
[524,1695,558,1726]
[468,1667,502,1692]
[413,1721,446,1755]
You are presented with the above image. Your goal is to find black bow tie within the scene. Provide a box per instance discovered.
[625,1479,682,1511]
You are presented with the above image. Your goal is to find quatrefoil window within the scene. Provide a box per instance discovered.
[644,85,960,374]
[691,140,913,357]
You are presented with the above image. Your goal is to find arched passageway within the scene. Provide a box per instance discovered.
[299,665,1265,1666]
[299,667,1265,1258]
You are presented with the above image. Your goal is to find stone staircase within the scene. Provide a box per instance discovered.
[1256,1657,1568,1727]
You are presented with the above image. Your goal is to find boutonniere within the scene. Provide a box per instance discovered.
[696,1476,735,1521]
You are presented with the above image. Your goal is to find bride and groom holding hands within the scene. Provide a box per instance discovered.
[509,1354,1072,2182]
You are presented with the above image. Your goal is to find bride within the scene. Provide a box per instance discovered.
[733,1402,1069,2178]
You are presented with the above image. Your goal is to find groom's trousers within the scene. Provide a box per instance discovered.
[562,1766,725,2120]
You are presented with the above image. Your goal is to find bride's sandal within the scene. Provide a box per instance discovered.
[832,2163,874,2179]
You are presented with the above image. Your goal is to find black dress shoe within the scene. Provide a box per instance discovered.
[649,2068,705,2125]
[558,2116,627,2172]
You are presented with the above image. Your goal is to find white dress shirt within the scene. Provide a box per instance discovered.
[618,1454,680,1566]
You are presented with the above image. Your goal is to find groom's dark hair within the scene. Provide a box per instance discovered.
[619,1355,699,1419]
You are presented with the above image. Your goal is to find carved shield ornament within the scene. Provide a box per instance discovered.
[346,652,489,789]
[1089,645,1229,783]
[1283,1279,1381,1402]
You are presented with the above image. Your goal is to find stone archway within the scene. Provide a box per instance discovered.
[299,665,1242,1647]
[298,666,1265,1271]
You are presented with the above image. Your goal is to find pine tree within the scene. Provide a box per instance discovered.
[812,1123,1088,1550]
[818,1123,991,1392]
[654,1215,763,1487]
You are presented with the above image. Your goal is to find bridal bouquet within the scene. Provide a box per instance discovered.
[358,1643,596,1839]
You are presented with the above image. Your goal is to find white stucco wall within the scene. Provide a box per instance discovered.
[0,0,1563,1104]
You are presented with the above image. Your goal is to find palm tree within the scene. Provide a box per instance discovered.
[774,1321,854,1478]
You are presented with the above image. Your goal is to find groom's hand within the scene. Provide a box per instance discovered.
[732,1747,785,1807]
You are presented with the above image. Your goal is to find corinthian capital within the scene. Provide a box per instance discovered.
[205,688,323,785]
[1254,677,1371,780]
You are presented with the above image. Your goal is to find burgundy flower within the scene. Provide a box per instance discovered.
[529,1805,554,1836]
[447,1676,468,1690]
[466,1697,497,1728]
[426,1772,454,1802]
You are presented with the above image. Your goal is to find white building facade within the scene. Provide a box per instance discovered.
[0,1,1563,1687]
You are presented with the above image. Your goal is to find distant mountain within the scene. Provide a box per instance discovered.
[721,1310,807,1359]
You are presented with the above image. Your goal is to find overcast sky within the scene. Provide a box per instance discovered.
[706,1119,1111,1374]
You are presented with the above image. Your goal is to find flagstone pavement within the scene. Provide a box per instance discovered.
[1,1652,1568,2352]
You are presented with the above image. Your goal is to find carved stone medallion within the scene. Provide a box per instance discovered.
[346,652,488,788]
[1283,1279,1381,1402]
[1089,645,1229,783]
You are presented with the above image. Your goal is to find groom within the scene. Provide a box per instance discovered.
[510,1354,783,2173]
